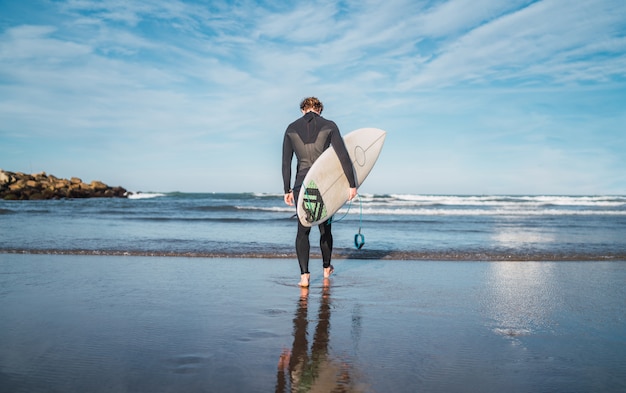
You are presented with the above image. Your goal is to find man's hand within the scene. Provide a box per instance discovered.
[348,187,358,201]
[284,191,294,206]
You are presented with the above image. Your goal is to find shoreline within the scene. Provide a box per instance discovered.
[2,248,625,261]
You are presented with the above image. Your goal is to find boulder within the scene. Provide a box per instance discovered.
[0,169,128,200]
[0,170,14,186]
[90,180,108,191]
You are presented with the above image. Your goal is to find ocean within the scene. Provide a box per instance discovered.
[0,193,626,260]
[1,193,625,260]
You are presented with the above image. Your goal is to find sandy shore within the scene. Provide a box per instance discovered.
[1,254,625,392]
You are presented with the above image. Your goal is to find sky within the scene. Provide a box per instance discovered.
[1,0,625,195]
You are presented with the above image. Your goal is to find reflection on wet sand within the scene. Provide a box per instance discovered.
[276,279,363,393]
[485,262,559,338]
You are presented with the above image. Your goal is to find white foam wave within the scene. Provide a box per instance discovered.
[128,192,166,200]
[385,195,626,208]
[238,193,626,217]
[252,192,283,198]
[356,208,626,216]
[246,205,626,217]
[245,194,625,209]
[240,206,294,213]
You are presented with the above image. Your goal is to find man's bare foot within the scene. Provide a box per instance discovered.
[323,265,334,278]
[298,273,310,287]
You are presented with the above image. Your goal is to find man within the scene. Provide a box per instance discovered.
[282,97,357,287]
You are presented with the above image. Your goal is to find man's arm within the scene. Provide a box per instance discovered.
[282,132,295,205]
[282,133,293,194]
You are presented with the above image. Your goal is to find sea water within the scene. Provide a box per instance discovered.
[1,193,625,259]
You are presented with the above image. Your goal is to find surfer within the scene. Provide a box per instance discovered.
[282,97,357,287]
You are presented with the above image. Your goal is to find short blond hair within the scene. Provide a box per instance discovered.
[300,97,323,114]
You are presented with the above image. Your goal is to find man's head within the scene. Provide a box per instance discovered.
[300,97,323,114]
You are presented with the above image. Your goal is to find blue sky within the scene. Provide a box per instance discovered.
[1,0,625,195]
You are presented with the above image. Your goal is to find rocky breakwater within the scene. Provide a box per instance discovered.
[0,169,128,200]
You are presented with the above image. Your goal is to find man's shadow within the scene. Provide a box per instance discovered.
[275,280,356,392]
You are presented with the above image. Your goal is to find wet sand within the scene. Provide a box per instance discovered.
[3,247,626,261]
[1,254,625,392]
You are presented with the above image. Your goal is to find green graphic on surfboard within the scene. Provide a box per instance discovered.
[302,180,327,223]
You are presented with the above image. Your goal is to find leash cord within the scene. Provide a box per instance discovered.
[330,195,365,250]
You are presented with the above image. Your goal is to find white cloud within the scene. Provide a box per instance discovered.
[416,0,534,37]
[256,2,342,43]
[0,25,91,62]
[60,0,205,26]
[407,0,626,88]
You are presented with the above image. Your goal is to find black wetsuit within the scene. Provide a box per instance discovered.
[282,111,356,274]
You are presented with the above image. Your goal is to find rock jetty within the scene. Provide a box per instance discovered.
[0,169,128,200]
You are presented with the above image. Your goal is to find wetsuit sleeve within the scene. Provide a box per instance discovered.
[330,127,357,188]
[282,132,294,193]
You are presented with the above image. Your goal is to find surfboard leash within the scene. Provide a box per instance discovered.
[328,195,365,250]
[354,196,365,250]
[328,197,353,224]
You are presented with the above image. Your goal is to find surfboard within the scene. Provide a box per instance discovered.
[296,127,386,227]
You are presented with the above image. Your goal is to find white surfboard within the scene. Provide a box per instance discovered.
[296,127,386,227]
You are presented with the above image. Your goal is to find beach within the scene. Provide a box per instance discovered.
[1,253,625,392]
